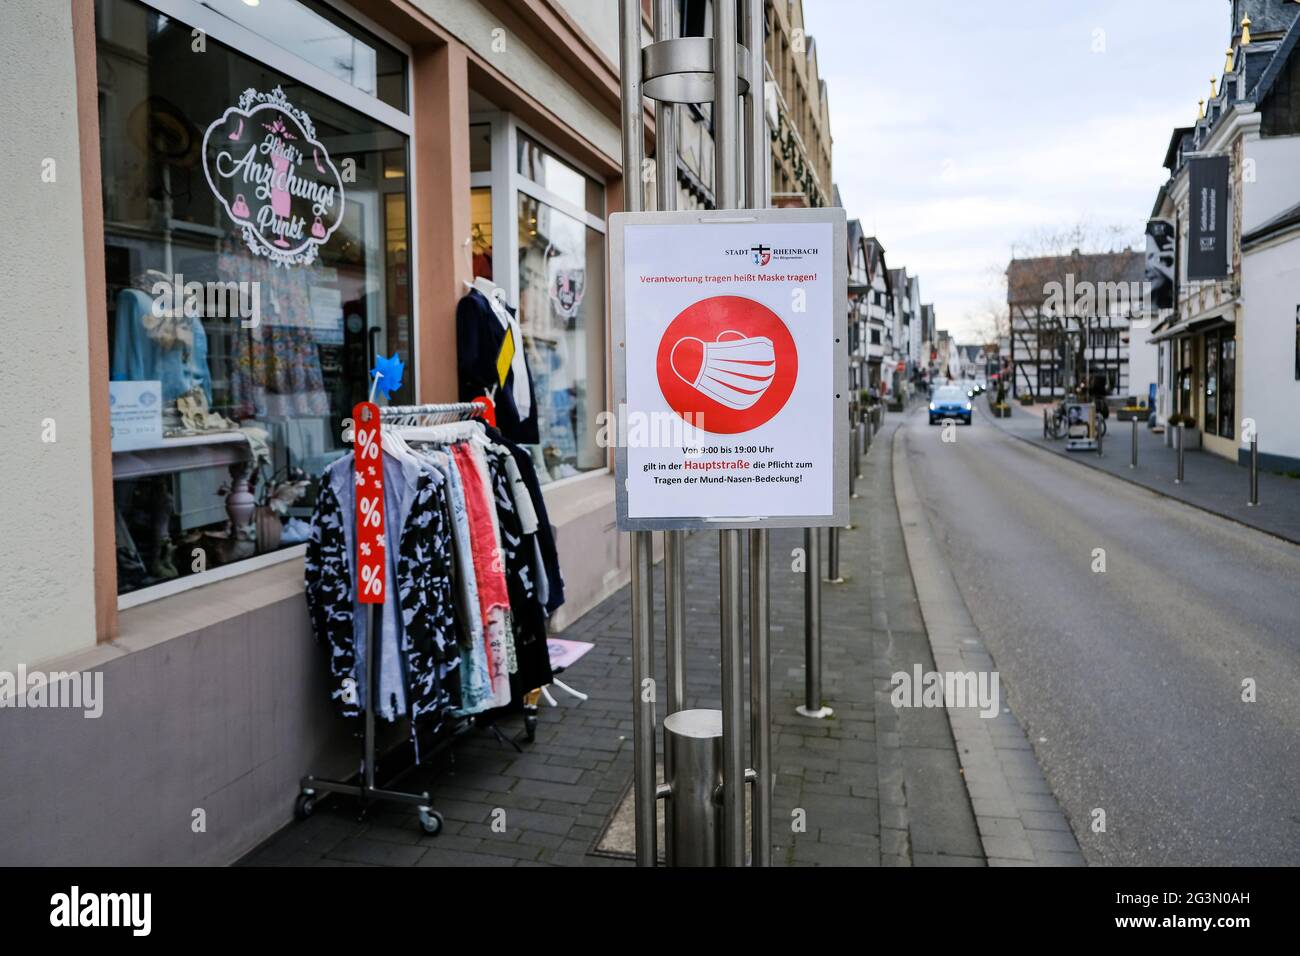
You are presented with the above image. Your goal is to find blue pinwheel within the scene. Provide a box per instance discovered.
[370,353,405,400]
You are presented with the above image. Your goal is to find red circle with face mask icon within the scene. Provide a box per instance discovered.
[655,295,798,434]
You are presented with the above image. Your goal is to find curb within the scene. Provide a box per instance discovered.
[890,410,1086,867]
[980,406,1300,549]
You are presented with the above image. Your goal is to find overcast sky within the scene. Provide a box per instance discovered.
[802,0,1230,341]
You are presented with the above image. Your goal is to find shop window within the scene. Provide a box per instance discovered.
[470,187,493,280]
[469,114,607,485]
[1205,332,1219,436]
[200,0,408,111]
[516,192,606,482]
[98,0,412,598]
[470,122,492,173]
[1203,328,1236,439]
[516,131,604,218]
[1177,338,1195,418]
[1218,333,1235,439]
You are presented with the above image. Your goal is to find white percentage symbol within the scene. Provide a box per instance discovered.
[359,496,381,529]
[360,564,382,596]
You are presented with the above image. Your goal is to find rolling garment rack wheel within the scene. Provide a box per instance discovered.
[294,790,316,821]
[418,807,444,835]
[524,703,538,743]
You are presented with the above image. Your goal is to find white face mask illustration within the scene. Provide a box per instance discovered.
[670,330,777,410]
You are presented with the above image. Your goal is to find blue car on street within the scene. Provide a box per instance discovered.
[929,384,972,425]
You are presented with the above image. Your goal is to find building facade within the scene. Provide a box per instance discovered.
[1007,251,1144,402]
[1149,0,1300,467]
[0,0,678,865]
[764,0,832,208]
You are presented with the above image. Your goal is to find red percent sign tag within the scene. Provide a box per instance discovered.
[353,402,386,605]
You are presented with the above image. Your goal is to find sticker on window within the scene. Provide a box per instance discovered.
[201,87,345,267]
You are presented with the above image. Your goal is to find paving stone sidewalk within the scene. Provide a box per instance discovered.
[989,403,1300,545]
[241,414,1030,867]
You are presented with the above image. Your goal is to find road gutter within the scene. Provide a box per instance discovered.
[891,411,1087,866]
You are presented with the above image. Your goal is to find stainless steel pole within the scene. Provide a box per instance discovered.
[713,0,746,868]
[1130,416,1138,469]
[653,0,687,721]
[743,0,767,209]
[1175,423,1185,484]
[826,525,841,582]
[663,710,723,866]
[744,0,771,868]
[797,528,830,718]
[848,428,858,498]
[618,0,657,868]
[718,530,745,865]
[747,528,770,866]
[1249,435,1259,507]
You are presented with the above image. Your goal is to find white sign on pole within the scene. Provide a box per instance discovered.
[610,208,848,531]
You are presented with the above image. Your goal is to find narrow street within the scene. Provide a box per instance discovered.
[901,406,1300,865]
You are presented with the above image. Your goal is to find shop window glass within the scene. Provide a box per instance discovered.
[516,193,606,483]
[1177,339,1194,418]
[517,131,604,217]
[470,186,493,280]
[1218,335,1235,439]
[98,0,411,596]
[470,122,492,173]
[198,0,407,111]
[1205,332,1219,436]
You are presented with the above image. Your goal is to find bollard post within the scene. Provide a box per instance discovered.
[663,710,723,866]
[1249,435,1259,507]
[1130,416,1138,469]
[1175,423,1185,484]
[826,526,841,583]
[797,529,832,719]
[1043,407,1048,438]
[848,429,858,498]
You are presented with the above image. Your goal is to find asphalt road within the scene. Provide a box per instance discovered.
[901,405,1300,865]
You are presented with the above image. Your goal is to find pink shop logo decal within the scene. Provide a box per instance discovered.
[201,87,345,267]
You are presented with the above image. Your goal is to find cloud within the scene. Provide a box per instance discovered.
[803,0,1225,339]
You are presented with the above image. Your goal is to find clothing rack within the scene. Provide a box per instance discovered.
[295,400,519,836]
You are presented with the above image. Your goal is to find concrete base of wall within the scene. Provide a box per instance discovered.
[1238,447,1300,476]
[0,560,353,866]
[0,475,630,865]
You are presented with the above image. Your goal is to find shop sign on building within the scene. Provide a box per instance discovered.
[611,208,848,530]
[202,87,346,267]
[1187,156,1229,281]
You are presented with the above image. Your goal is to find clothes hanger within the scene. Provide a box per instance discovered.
[396,420,484,445]
[462,236,475,292]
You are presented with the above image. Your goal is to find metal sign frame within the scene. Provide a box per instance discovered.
[610,206,850,532]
